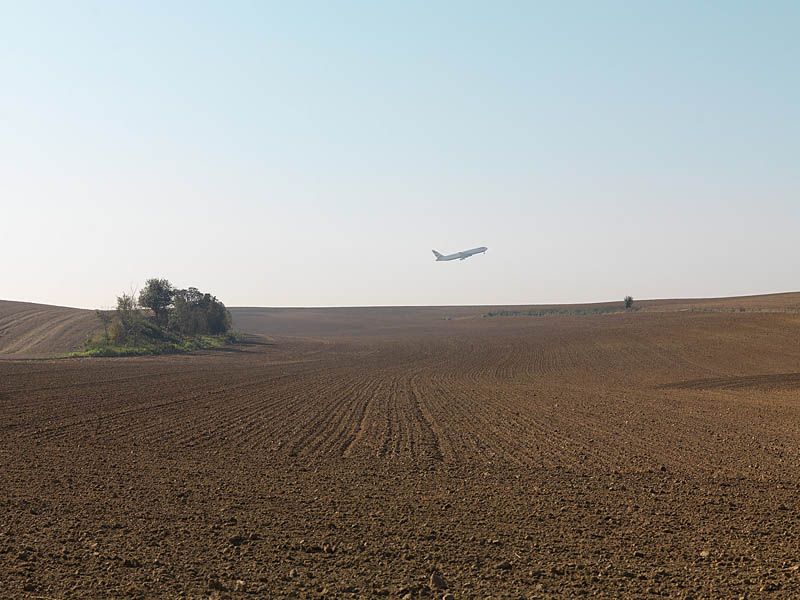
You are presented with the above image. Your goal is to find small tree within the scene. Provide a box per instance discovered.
[139,278,174,327]
[624,295,634,309]
[114,292,144,345]
[94,309,112,344]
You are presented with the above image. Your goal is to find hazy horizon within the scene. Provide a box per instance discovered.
[3,2,798,309]
[6,289,800,313]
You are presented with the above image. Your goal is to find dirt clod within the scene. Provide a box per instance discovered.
[430,570,448,589]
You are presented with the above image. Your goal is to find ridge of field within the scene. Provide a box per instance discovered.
[3,292,799,356]
[3,296,800,596]
[229,291,800,338]
[0,300,97,356]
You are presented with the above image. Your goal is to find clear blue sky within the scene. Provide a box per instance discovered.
[2,2,798,308]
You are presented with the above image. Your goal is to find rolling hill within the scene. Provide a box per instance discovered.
[0,300,98,356]
[2,292,799,356]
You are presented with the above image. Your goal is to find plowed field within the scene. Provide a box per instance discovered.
[2,302,800,598]
[0,301,97,356]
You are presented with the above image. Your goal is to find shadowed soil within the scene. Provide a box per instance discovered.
[2,299,800,597]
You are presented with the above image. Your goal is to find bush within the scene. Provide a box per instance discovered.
[624,295,634,309]
[171,287,232,336]
[84,279,233,357]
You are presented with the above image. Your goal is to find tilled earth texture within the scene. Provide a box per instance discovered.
[0,301,97,356]
[3,298,800,598]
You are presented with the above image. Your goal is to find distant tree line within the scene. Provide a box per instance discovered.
[96,278,232,347]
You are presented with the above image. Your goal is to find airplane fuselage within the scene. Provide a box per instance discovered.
[433,246,488,261]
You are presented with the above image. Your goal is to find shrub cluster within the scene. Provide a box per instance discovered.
[90,278,232,352]
[170,286,232,336]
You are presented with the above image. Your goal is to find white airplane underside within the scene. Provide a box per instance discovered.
[432,246,488,261]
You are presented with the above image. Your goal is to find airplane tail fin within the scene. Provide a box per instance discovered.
[432,250,443,260]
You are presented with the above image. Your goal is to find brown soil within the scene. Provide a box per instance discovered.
[0,300,97,356]
[2,297,800,597]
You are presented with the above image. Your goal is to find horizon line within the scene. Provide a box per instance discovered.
[3,290,799,312]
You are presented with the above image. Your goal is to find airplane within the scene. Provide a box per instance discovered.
[432,246,488,261]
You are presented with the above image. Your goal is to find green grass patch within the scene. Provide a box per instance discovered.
[66,333,241,358]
